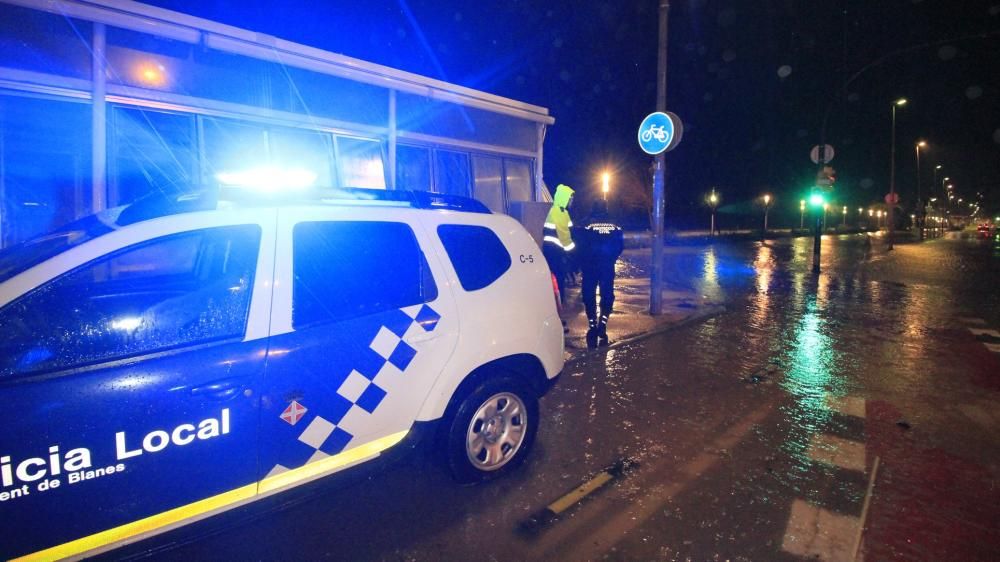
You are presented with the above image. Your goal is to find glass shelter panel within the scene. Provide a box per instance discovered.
[269,127,335,189]
[503,158,533,204]
[110,106,198,205]
[434,150,471,198]
[336,137,385,189]
[396,145,431,192]
[0,5,91,80]
[471,155,505,213]
[202,118,270,185]
[0,95,91,247]
[397,93,537,153]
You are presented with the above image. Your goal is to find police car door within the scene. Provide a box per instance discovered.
[258,207,458,486]
[0,211,276,560]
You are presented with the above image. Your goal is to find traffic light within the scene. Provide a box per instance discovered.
[809,193,825,207]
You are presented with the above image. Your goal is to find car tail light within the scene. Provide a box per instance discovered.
[551,273,563,314]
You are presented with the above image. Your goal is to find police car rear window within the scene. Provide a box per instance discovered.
[437,224,511,291]
[292,221,437,327]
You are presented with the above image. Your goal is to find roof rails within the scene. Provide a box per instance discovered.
[115,187,490,226]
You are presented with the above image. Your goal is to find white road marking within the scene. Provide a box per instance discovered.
[807,434,867,473]
[968,328,1000,338]
[781,499,860,562]
[985,343,1000,354]
[958,317,987,325]
[826,396,866,419]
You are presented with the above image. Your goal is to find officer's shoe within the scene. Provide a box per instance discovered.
[586,319,599,349]
[596,317,610,347]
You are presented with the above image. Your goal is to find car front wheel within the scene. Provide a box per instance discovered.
[444,376,539,484]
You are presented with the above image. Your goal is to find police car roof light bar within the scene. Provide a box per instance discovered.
[115,187,489,227]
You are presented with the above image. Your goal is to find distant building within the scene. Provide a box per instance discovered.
[0,0,554,247]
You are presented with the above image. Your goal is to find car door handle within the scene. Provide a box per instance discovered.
[190,379,242,400]
[405,332,440,345]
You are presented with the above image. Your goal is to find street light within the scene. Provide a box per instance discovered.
[842,205,848,226]
[823,202,829,230]
[888,97,907,249]
[707,188,719,235]
[601,171,611,201]
[800,199,806,229]
[915,140,927,240]
[762,194,772,232]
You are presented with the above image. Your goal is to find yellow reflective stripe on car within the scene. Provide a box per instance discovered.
[14,430,409,562]
[13,484,257,562]
[258,430,409,494]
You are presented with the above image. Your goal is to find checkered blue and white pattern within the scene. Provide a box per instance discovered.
[265,304,441,478]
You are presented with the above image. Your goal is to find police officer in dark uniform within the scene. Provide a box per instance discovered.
[574,200,624,348]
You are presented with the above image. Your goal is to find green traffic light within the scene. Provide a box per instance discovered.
[809,193,825,207]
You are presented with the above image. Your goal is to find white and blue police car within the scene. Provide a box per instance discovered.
[0,188,564,560]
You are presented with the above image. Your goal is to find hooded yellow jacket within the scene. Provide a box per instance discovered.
[543,184,575,251]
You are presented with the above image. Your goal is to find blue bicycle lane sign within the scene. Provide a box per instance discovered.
[638,111,683,155]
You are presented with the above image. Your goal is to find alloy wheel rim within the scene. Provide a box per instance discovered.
[465,392,527,471]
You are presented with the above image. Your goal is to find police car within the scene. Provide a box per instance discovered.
[0,188,564,560]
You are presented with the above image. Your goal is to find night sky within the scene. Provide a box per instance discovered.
[148,0,1000,227]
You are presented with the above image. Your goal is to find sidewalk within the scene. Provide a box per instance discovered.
[559,249,725,356]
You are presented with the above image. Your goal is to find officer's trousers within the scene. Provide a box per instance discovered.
[581,261,616,322]
[543,243,568,305]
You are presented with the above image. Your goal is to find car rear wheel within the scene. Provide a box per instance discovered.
[444,375,539,484]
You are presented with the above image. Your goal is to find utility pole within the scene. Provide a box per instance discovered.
[888,98,906,250]
[649,0,669,315]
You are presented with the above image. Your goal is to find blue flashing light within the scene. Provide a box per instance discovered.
[215,166,318,191]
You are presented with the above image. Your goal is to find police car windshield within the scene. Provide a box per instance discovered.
[0,215,114,283]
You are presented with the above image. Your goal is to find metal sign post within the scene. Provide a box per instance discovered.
[640,109,683,314]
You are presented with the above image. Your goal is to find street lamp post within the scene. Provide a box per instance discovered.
[800,200,806,229]
[601,171,611,202]
[823,202,829,231]
[915,140,926,240]
[708,189,719,235]
[842,206,848,227]
[888,97,907,250]
[762,194,771,233]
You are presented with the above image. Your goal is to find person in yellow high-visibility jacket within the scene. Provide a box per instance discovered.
[542,184,575,305]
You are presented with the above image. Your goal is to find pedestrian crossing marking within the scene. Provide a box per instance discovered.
[958,317,987,325]
[781,499,860,562]
[968,328,1000,338]
[826,396,866,419]
[807,434,867,473]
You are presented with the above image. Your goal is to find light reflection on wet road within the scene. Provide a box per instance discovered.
[133,232,1000,562]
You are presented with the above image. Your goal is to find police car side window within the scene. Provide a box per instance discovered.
[437,224,512,291]
[0,225,261,378]
[292,221,437,328]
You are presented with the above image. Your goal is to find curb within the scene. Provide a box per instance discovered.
[565,304,727,363]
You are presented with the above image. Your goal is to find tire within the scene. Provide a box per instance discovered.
[443,375,539,484]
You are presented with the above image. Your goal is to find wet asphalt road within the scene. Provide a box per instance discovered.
[115,230,1000,561]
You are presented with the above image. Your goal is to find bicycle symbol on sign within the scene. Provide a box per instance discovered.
[641,124,670,144]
